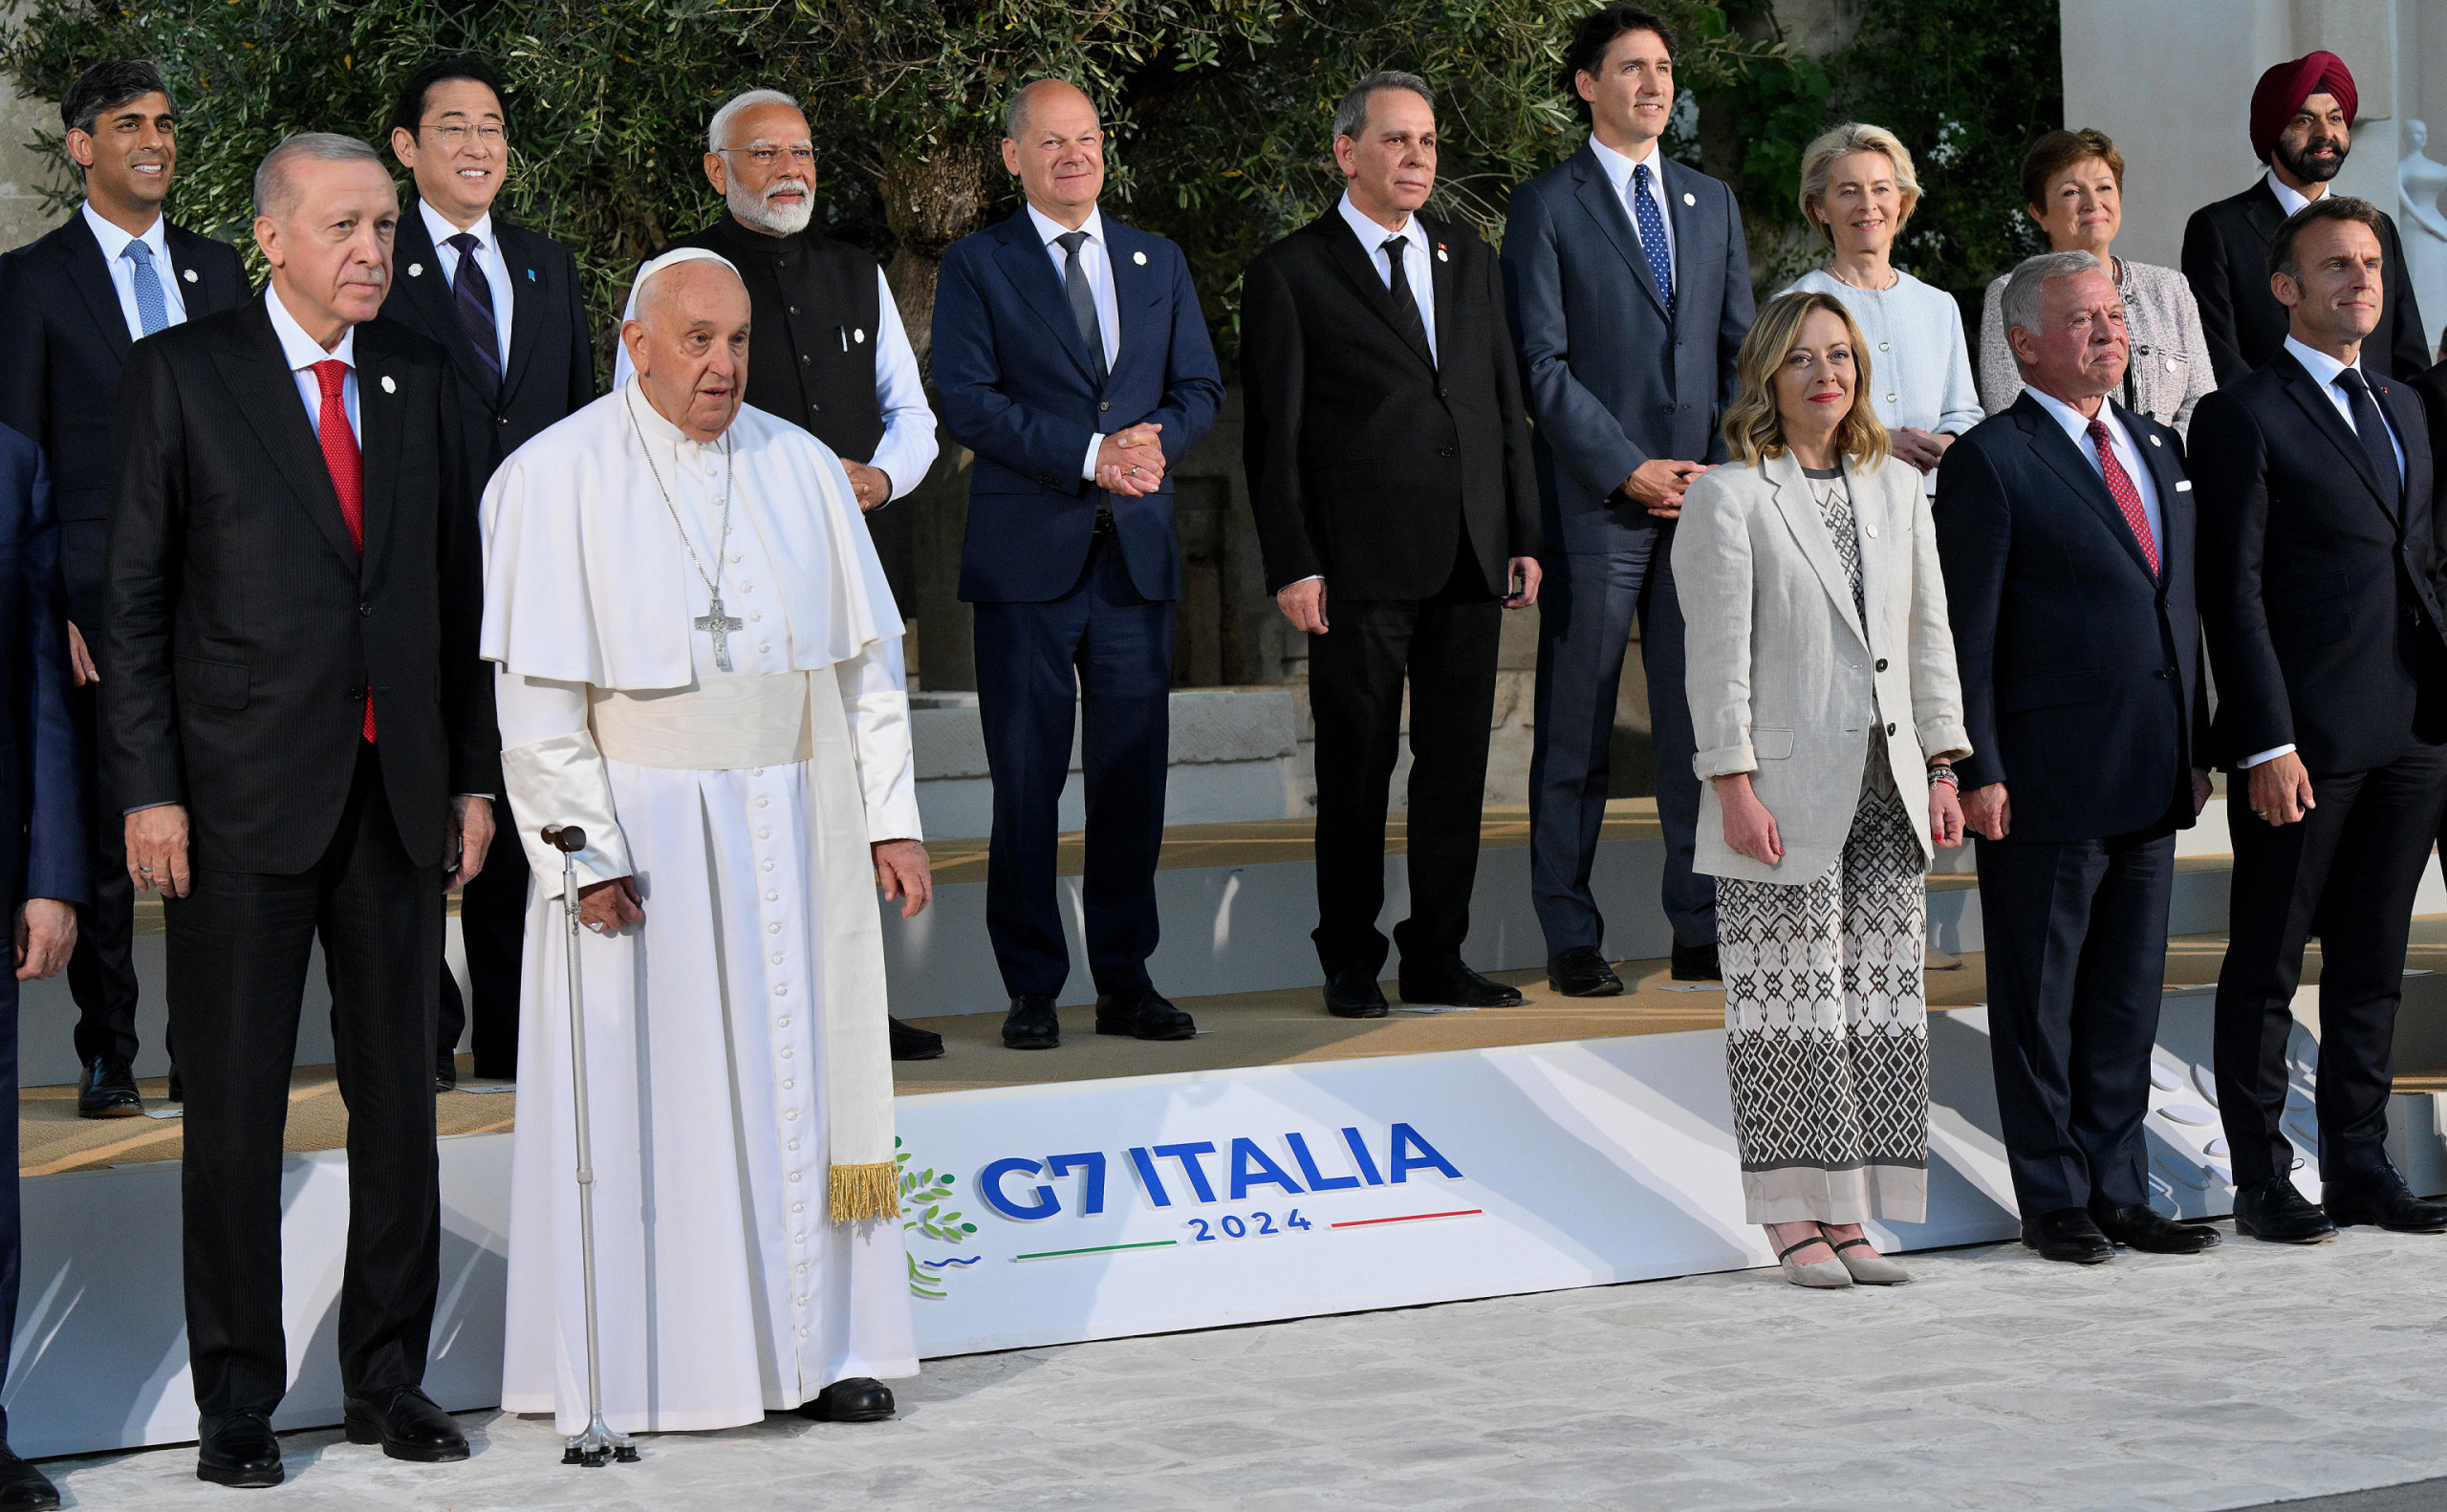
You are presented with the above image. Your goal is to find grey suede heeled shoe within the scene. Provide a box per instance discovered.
[1777,1232,1852,1289]
[1831,1236,1912,1285]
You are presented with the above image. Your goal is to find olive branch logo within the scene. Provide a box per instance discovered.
[899,1137,980,1299]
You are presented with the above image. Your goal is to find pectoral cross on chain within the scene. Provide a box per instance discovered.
[695,594,745,672]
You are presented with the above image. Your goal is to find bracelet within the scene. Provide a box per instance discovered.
[1926,766,1959,790]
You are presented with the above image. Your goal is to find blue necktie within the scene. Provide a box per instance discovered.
[444,232,504,404]
[121,239,169,337]
[1632,162,1675,316]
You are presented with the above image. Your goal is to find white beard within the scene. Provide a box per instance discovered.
[728,182,812,236]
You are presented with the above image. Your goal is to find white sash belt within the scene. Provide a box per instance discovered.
[589,675,813,769]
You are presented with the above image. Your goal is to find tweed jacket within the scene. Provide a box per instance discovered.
[1977,258,2216,437]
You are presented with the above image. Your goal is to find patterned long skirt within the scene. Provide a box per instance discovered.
[1719,773,1931,1224]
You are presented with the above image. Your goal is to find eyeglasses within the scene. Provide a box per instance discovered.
[718,145,816,169]
[422,122,506,146]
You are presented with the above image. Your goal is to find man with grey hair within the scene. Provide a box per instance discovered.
[1934,249,2216,1265]
[104,130,498,1485]
[1241,70,1541,1015]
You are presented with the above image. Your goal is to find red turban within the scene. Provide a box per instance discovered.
[2249,51,2357,162]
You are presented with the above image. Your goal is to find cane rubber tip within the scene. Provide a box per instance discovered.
[543,825,587,853]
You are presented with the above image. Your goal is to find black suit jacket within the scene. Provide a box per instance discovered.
[1934,394,2206,841]
[2192,351,2447,774]
[0,211,249,626]
[2180,180,2430,387]
[1240,212,1539,599]
[379,202,596,480]
[101,296,499,873]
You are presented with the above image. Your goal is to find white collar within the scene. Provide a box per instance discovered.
[81,201,167,262]
[264,283,356,372]
[1590,135,1665,192]
[2024,383,2122,445]
[1337,192,1420,253]
[2265,167,2316,218]
[420,198,496,253]
[2284,334,2363,392]
[619,378,727,458]
[1027,202,1105,250]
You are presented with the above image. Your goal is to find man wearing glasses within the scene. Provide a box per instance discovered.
[380,54,597,1092]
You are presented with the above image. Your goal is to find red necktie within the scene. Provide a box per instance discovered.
[312,359,376,742]
[2085,418,2159,576]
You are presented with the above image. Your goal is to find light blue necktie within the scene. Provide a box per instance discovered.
[1632,162,1675,317]
[121,239,170,336]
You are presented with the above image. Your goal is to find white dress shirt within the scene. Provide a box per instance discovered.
[2023,385,2164,561]
[1336,193,1437,361]
[609,262,939,505]
[81,202,187,341]
[2266,167,2314,218]
[420,200,515,365]
[1590,136,1677,276]
[1026,203,1124,482]
[266,283,359,441]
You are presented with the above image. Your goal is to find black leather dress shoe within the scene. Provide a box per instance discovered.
[1546,946,1623,998]
[76,1057,141,1119]
[434,1053,457,1092]
[1398,962,1525,1008]
[889,1016,945,1061]
[1324,969,1389,1018]
[798,1375,896,1422]
[2322,1164,2447,1233]
[2021,1206,2112,1264]
[166,1067,184,1104]
[0,1438,60,1510]
[196,1412,283,1487]
[2233,1176,2337,1244]
[1095,986,1197,1041]
[1003,995,1060,1050]
[1670,941,1722,983]
[342,1384,469,1462]
[2091,1201,2220,1254]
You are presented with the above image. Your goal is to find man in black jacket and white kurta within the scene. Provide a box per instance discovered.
[1241,73,1541,1016]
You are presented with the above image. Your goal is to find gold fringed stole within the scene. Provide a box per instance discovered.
[830,1160,901,1222]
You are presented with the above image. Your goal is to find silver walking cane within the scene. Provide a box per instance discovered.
[541,824,640,1468]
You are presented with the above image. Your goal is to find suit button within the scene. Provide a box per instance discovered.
[350,686,365,701]
[1885,723,1896,736]
[1440,446,1457,457]
[1874,658,1888,672]
[1100,401,1110,412]
[359,603,372,616]
[809,402,820,413]
[497,415,509,426]
[800,355,811,365]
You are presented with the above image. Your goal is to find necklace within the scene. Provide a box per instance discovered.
[624,388,743,672]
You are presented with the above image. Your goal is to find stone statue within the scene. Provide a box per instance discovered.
[2399,120,2447,361]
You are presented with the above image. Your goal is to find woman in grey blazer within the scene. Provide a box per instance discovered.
[1673,291,1971,1290]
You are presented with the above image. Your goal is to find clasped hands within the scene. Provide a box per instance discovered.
[1095,424,1166,497]
[572,838,935,934]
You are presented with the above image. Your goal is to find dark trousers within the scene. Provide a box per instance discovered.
[973,532,1171,999]
[0,963,20,1440]
[1975,829,2176,1215]
[437,800,527,1078]
[1528,531,1712,955]
[165,745,444,1430]
[2216,738,2447,1188]
[65,679,141,1068]
[1308,548,1501,979]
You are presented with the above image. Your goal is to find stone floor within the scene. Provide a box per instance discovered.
[38,1223,2447,1511]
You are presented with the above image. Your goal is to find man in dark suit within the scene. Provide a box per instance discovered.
[0,424,89,1511]
[380,54,595,1090]
[1503,5,1753,996]
[104,134,498,1486]
[1241,73,1542,1016]
[933,78,1223,1050]
[2194,196,2447,1245]
[2181,51,2429,385]
[0,59,247,1119]
[1936,251,2220,1266]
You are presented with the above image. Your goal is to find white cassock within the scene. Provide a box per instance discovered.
[484,379,919,1434]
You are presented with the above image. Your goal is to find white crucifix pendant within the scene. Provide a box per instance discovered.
[695,594,745,672]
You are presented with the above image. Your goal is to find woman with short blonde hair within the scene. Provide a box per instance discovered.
[1674,289,1970,1290]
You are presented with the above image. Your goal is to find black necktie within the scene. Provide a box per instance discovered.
[1054,230,1108,384]
[2335,366,2403,510]
[444,231,503,404]
[1380,234,1431,365]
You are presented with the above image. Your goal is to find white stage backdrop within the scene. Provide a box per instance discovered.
[2,998,2321,1457]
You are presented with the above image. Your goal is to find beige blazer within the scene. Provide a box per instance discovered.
[1673,449,1971,883]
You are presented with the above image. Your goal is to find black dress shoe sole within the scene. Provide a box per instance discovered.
[806,1402,895,1422]
[1397,986,1526,1008]
[2325,1209,2447,1234]
[2109,1234,2219,1254]
[76,1099,142,1119]
[2022,1238,2112,1264]
[196,1460,284,1488]
[2234,1219,2337,1244]
[1002,1035,1059,1050]
[890,1044,946,1061]
[1327,1002,1389,1018]
[1548,975,1623,998]
[1094,1020,1197,1041]
[342,1415,471,1461]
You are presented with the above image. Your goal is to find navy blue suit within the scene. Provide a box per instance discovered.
[934,208,1222,998]
[1935,394,2204,1217]
[1503,143,1752,960]
[0,423,90,1439]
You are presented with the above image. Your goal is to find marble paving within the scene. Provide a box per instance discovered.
[38,1224,2447,1511]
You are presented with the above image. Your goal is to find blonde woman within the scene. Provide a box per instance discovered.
[1783,123,1981,484]
[1673,291,1971,1289]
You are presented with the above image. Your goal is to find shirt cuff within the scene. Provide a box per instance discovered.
[2241,744,2296,768]
[121,802,178,815]
[1081,433,1104,484]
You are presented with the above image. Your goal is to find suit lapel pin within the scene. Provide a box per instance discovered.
[854,328,867,344]
[183,268,198,284]
[2149,434,2162,446]
[1683,192,1697,206]
[380,374,397,395]
[1132,249,1148,266]
[1436,243,1449,262]
[527,268,537,281]
[407,263,423,277]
